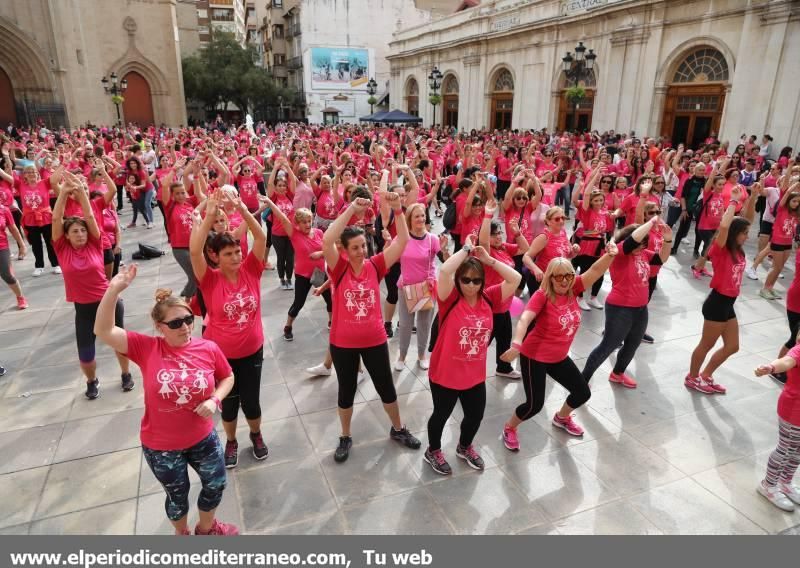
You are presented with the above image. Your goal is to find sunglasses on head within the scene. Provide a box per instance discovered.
[459,277,483,286]
[551,273,575,283]
[161,314,194,330]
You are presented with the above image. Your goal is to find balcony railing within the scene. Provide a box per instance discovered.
[290,23,302,36]
[287,56,302,70]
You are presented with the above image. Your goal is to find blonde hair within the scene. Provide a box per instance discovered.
[545,206,565,224]
[405,202,426,227]
[151,288,192,323]
[540,257,576,304]
[294,208,313,223]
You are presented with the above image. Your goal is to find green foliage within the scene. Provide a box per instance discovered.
[110,95,125,105]
[428,93,442,106]
[565,85,586,104]
[367,96,377,106]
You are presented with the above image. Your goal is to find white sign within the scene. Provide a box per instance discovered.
[561,0,608,16]
[324,99,355,117]
[491,16,521,32]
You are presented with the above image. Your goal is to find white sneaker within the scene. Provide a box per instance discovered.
[32,268,44,277]
[305,363,331,377]
[757,482,795,512]
[496,369,522,379]
[357,370,368,384]
[393,360,405,372]
[587,297,604,309]
[577,297,591,311]
[418,358,430,370]
[745,266,758,280]
[778,482,800,505]
[52,266,62,275]
[146,222,154,229]
[779,271,785,279]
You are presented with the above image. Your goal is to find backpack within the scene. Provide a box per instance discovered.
[131,242,165,260]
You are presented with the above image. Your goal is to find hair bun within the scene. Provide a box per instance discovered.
[154,288,173,303]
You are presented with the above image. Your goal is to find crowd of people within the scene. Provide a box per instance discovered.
[2,121,800,532]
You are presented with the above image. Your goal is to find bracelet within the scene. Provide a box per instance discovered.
[511,342,523,351]
[209,395,221,410]
[664,240,673,243]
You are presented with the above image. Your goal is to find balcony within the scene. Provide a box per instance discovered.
[287,56,302,70]
[290,23,302,37]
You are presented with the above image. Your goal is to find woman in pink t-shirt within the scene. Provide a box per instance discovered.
[322,188,421,464]
[522,206,579,294]
[267,159,297,289]
[94,272,238,535]
[423,234,521,475]
[15,164,60,275]
[190,187,269,469]
[686,185,757,394]
[500,244,618,447]
[52,174,132,399]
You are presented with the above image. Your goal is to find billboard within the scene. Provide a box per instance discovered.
[310,47,369,91]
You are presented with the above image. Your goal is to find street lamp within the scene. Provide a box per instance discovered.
[101,71,128,126]
[427,66,443,127]
[561,41,597,132]
[366,77,378,114]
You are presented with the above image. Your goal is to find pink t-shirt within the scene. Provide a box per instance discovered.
[620,194,660,225]
[698,190,726,231]
[398,232,440,287]
[289,227,325,279]
[198,251,265,359]
[486,244,517,314]
[707,242,745,298]
[535,228,572,272]
[429,285,504,390]
[293,180,314,210]
[576,208,610,257]
[328,253,388,349]
[53,234,108,303]
[18,179,52,227]
[270,193,295,237]
[125,332,232,450]
[314,188,338,221]
[504,205,534,244]
[166,198,198,248]
[0,206,14,250]
[606,245,654,308]
[787,255,800,314]
[771,207,798,246]
[780,345,800,425]
[236,174,260,210]
[520,277,587,363]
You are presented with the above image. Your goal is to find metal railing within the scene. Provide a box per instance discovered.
[287,56,302,69]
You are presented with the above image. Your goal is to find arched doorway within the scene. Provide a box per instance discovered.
[442,74,459,129]
[557,68,596,132]
[490,68,514,130]
[122,71,155,126]
[0,67,16,126]
[660,47,729,147]
[405,78,419,117]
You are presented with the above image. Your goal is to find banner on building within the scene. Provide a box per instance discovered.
[561,0,621,16]
[310,47,370,90]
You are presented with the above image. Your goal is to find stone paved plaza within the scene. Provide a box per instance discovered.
[1,206,800,535]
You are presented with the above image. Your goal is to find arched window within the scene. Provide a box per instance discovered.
[490,68,514,130]
[493,69,514,92]
[442,75,459,128]
[406,77,419,117]
[672,48,729,83]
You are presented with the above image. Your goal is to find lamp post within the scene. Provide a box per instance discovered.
[561,41,596,132]
[427,66,443,127]
[366,77,378,114]
[101,72,128,126]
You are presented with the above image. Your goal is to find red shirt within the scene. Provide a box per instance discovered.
[606,244,654,308]
[236,174,260,210]
[535,228,572,272]
[620,194,660,225]
[166,197,198,248]
[486,244,517,313]
[270,193,295,237]
[504,204,533,244]
[126,332,232,450]
[314,188,338,220]
[787,255,800,314]
[53,234,108,303]
[329,253,388,348]
[198,251,265,359]
[698,190,726,231]
[520,277,587,363]
[18,179,52,226]
[429,285,504,390]
[771,207,798,246]
[0,206,14,250]
[780,345,800,425]
[707,242,745,298]
[289,227,325,279]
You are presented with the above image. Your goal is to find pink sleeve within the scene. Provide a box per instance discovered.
[484,283,504,307]
[124,331,155,364]
[213,343,233,381]
[244,249,266,275]
[525,289,547,315]
[574,275,586,296]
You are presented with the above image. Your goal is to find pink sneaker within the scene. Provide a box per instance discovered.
[552,413,584,437]
[16,296,28,310]
[700,374,726,394]
[177,528,191,535]
[194,519,239,536]
[502,425,520,451]
[700,268,713,278]
[609,372,638,389]
[684,373,715,394]
[691,267,702,279]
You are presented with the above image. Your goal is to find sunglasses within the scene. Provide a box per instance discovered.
[601,180,612,184]
[160,314,195,330]
[654,181,665,185]
[551,273,575,283]
[550,216,565,222]
[515,196,529,201]
[646,209,663,216]
[459,277,483,286]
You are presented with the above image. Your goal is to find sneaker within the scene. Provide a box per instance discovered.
[280,279,287,290]
[306,363,332,377]
[146,222,153,229]
[285,280,294,290]
[778,482,800,505]
[456,444,485,470]
[224,440,238,468]
[641,333,654,344]
[0,365,6,377]
[194,518,239,536]
[772,288,784,299]
[334,436,352,463]
[700,374,727,394]
[418,358,430,370]
[126,222,136,229]
[52,266,62,275]
[249,431,269,460]
[779,271,785,279]
[577,297,591,311]
[552,413,584,437]
[121,373,135,391]
[283,325,293,341]
[496,369,522,379]
[384,321,394,338]
[357,369,367,384]
[32,267,44,277]
[412,326,417,333]
[609,371,638,389]
[746,266,759,280]
[85,378,99,400]
[587,297,604,309]
[759,288,777,300]
[691,267,702,279]
[502,425,520,451]
[700,268,712,278]
[390,426,421,449]
[757,482,795,512]
[423,447,452,475]
[393,360,405,372]
[684,373,715,394]
[770,371,788,384]
[16,296,28,310]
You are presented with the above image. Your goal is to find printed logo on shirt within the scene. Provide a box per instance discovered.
[155,359,210,411]
[178,208,193,231]
[635,255,650,284]
[344,283,377,320]
[457,315,492,359]
[708,196,723,220]
[23,192,43,210]
[223,291,258,328]
[782,218,796,239]
[558,306,582,337]
[732,258,745,288]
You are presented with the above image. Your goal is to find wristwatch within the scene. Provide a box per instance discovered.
[462,244,474,254]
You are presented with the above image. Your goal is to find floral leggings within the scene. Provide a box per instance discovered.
[142,431,227,521]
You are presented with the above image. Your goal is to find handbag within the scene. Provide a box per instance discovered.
[310,267,326,288]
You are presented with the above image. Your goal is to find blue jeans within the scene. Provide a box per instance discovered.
[581,303,648,381]
[556,183,573,217]
[142,431,227,521]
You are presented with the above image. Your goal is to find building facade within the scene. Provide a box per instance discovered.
[0,0,187,128]
[388,0,800,151]
[208,0,247,45]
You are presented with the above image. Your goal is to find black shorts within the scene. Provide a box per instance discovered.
[770,242,792,252]
[759,220,773,237]
[701,289,737,323]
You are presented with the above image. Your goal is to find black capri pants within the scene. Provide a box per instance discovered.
[384,263,401,306]
[785,309,800,350]
[427,380,486,451]
[490,311,513,374]
[330,342,397,409]
[75,299,124,363]
[271,234,294,281]
[515,354,591,421]
[221,347,264,422]
[572,254,603,297]
[0,248,17,285]
[288,274,332,318]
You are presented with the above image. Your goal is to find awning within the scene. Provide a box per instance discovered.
[376,90,389,106]
[321,107,341,113]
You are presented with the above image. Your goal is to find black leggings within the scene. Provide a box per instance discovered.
[384,263,401,306]
[427,380,486,451]
[515,355,590,421]
[288,274,332,318]
[695,228,715,257]
[672,212,694,252]
[221,347,264,423]
[0,249,16,285]
[330,343,397,409]
[490,311,513,373]
[786,309,800,350]
[572,255,603,297]
[24,224,58,268]
[582,303,648,381]
[272,235,294,280]
[75,299,124,363]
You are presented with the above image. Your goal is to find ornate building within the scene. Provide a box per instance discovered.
[0,0,188,128]
[388,0,800,151]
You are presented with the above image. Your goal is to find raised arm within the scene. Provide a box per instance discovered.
[437,234,474,300]
[322,197,370,267]
[380,192,408,267]
[94,264,137,354]
[474,244,521,301]
[189,190,220,282]
[264,195,293,237]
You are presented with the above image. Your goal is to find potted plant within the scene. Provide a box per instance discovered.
[367,96,377,106]
[428,93,442,106]
[565,85,585,105]
[111,94,125,105]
